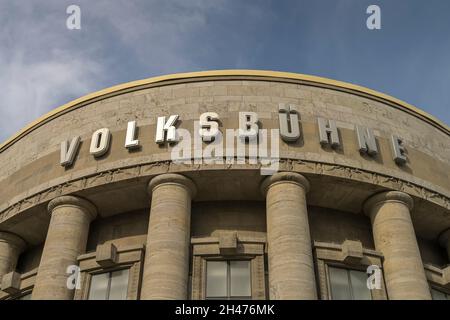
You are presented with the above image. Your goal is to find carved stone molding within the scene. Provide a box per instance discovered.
[1,158,449,225]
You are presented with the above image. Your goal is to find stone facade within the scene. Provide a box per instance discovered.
[0,70,449,300]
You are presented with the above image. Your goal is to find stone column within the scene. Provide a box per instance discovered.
[438,229,450,261]
[0,232,26,282]
[32,196,97,300]
[364,191,431,300]
[141,174,196,300]
[261,172,317,300]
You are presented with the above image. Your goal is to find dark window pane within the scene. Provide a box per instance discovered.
[329,267,351,300]
[431,288,447,300]
[18,293,31,300]
[109,269,129,300]
[230,260,251,297]
[88,272,109,300]
[349,270,371,300]
[206,261,227,298]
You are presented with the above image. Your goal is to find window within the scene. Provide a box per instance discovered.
[328,266,371,300]
[75,244,144,300]
[17,293,32,300]
[9,291,32,300]
[88,269,129,300]
[314,241,386,300]
[206,260,251,299]
[431,288,450,300]
[190,235,266,300]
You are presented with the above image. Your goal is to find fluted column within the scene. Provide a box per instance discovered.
[32,196,97,300]
[364,191,431,300]
[438,229,450,261]
[0,232,26,282]
[141,174,196,300]
[261,172,317,300]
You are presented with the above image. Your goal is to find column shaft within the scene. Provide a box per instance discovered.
[262,172,317,300]
[32,196,96,300]
[0,232,26,281]
[141,174,196,300]
[364,191,431,300]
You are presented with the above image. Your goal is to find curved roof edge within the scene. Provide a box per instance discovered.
[1,69,449,153]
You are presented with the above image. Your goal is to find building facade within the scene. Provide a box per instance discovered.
[0,70,449,300]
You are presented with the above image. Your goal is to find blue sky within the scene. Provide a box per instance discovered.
[1,0,449,143]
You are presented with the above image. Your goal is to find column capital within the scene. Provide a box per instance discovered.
[147,173,197,198]
[260,171,310,196]
[48,195,97,221]
[438,228,450,248]
[363,191,413,216]
[0,232,26,253]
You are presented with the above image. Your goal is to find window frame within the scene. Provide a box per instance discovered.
[3,289,33,301]
[0,268,37,301]
[326,264,373,300]
[430,286,450,300]
[75,244,144,300]
[15,291,33,300]
[190,234,266,300]
[424,263,450,300]
[87,266,131,300]
[314,240,387,300]
[205,259,252,300]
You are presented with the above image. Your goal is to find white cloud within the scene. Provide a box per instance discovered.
[88,0,228,73]
[0,0,232,143]
[0,1,107,143]
[1,50,104,134]
[0,0,276,143]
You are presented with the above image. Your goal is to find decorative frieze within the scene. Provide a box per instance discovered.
[1,158,449,225]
